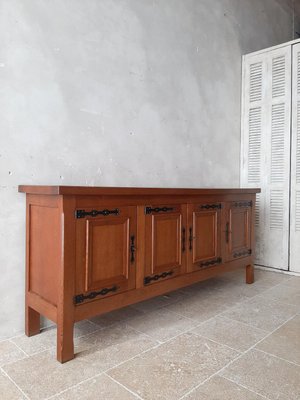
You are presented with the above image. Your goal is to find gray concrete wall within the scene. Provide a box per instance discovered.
[0,0,297,338]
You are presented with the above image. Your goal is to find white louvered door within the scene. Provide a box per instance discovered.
[290,43,300,273]
[241,52,267,266]
[241,46,291,270]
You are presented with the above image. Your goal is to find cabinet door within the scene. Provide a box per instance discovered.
[225,201,252,261]
[187,203,222,272]
[144,204,186,285]
[75,206,136,304]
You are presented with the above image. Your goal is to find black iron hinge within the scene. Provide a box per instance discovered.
[233,249,252,258]
[234,201,252,208]
[145,206,174,214]
[199,257,222,268]
[200,203,222,210]
[144,270,174,285]
[75,208,119,219]
[74,286,118,304]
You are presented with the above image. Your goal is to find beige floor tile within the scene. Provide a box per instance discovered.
[3,325,157,400]
[184,375,265,399]
[11,320,100,356]
[164,295,227,323]
[221,349,300,400]
[125,308,198,342]
[108,332,240,400]
[0,341,26,367]
[263,283,300,306]
[191,316,267,351]
[0,371,26,400]
[252,269,291,286]
[53,374,137,400]
[90,306,145,327]
[256,315,300,365]
[130,290,186,313]
[222,295,298,331]
[284,276,300,288]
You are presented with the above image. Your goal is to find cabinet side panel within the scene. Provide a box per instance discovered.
[29,204,61,306]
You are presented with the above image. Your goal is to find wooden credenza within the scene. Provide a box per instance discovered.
[19,186,260,363]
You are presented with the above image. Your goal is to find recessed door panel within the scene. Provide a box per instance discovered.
[226,202,252,261]
[86,217,129,291]
[188,204,222,271]
[145,205,186,285]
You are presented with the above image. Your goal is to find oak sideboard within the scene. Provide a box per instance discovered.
[19,185,260,363]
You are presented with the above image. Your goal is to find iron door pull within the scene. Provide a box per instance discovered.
[182,228,186,252]
[130,235,136,263]
[189,227,193,251]
[225,222,230,243]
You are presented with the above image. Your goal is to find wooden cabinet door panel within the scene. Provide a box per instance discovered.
[144,204,186,285]
[225,202,252,261]
[188,204,222,272]
[76,206,136,303]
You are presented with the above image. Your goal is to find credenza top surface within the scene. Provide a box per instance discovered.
[18,185,260,196]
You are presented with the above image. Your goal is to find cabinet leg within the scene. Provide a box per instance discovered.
[246,264,254,284]
[25,306,40,337]
[57,321,74,363]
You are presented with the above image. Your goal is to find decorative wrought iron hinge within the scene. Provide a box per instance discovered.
[199,257,222,268]
[144,270,174,285]
[145,206,174,214]
[234,201,252,208]
[74,285,118,304]
[75,208,119,219]
[200,203,222,210]
[233,249,252,258]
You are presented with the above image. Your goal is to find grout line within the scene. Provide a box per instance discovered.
[46,342,162,399]
[187,331,243,354]
[104,373,144,400]
[0,366,31,400]
[45,373,105,400]
[255,348,300,368]
[8,339,30,358]
[178,312,299,399]
[221,376,271,399]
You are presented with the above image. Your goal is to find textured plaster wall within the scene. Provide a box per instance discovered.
[0,0,297,338]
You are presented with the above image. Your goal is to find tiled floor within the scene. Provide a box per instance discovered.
[1,269,300,400]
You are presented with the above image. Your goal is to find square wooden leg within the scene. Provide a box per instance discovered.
[57,321,74,363]
[25,306,40,337]
[246,264,254,284]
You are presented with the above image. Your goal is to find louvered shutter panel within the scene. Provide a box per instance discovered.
[241,46,291,270]
[264,47,291,270]
[241,53,267,266]
[290,43,300,273]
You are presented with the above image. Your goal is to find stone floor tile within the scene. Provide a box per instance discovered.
[252,269,291,286]
[222,295,298,331]
[0,341,26,367]
[284,276,300,287]
[125,308,198,342]
[90,306,145,328]
[53,374,138,400]
[163,295,227,323]
[191,316,268,351]
[108,332,240,400]
[0,371,26,400]
[11,320,100,356]
[3,325,157,400]
[130,290,186,313]
[263,283,300,306]
[256,315,300,365]
[183,375,265,399]
[221,349,300,400]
